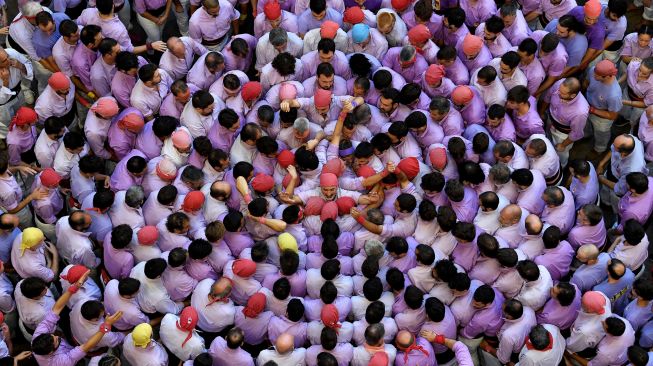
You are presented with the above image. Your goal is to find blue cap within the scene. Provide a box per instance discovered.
[351,24,370,44]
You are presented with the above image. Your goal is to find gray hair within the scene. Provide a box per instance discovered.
[399,45,416,62]
[499,3,517,17]
[366,208,384,225]
[22,1,44,16]
[293,117,310,133]
[364,240,385,258]
[125,186,145,208]
[352,104,372,124]
[489,163,511,184]
[269,28,288,47]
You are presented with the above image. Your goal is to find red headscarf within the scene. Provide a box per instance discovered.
[9,107,37,131]
[60,265,88,284]
[233,259,257,278]
[320,304,341,332]
[176,307,199,347]
[242,293,267,318]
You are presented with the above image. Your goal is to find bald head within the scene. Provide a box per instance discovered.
[167,37,185,59]
[561,77,580,94]
[524,214,543,235]
[276,333,295,354]
[614,134,636,155]
[395,330,414,349]
[210,181,231,201]
[577,244,599,262]
[499,204,522,227]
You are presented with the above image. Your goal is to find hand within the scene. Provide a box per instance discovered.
[44,241,58,257]
[104,176,110,189]
[280,100,291,112]
[30,187,49,200]
[14,351,32,361]
[75,269,91,288]
[18,165,39,176]
[341,100,354,114]
[555,143,566,152]
[156,16,166,25]
[287,165,298,178]
[0,26,8,35]
[151,41,167,52]
[278,191,292,203]
[104,311,123,326]
[350,207,361,219]
[419,330,436,342]
[596,162,606,175]
[305,139,318,151]
[1,324,9,339]
[8,59,26,74]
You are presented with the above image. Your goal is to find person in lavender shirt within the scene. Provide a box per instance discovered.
[253,0,298,39]
[568,160,600,210]
[611,219,650,273]
[512,169,547,216]
[436,46,469,86]
[567,204,606,250]
[208,328,254,366]
[484,105,516,143]
[571,244,610,292]
[621,26,653,66]
[540,187,575,235]
[381,45,427,84]
[31,269,123,366]
[583,282,629,331]
[534,226,574,281]
[475,16,512,59]
[537,282,581,332]
[543,78,589,167]
[516,39,545,96]
[458,34,492,75]
[450,86,486,126]
[480,299,536,365]
[297,0,343,37]
[624,278,653,333]
[505,86,544,143]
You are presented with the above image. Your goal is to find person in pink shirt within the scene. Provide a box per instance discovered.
[420,64,455,100]
[162,248,198,302]
[6,107,38,167]
[381,45,428,84]
[254,0,299,38]
[223,34,257,72]
[108,108,145,161]
[209,328,255,366]
[189,0,240,51]
[268,298,308,348]
[110,150,148,192]
[103,224,135,280]
[506,86,544,143]
[405,24,439,65]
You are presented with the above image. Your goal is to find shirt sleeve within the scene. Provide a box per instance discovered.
[496,334,517,364]
[33,311,59,338]
[155,298,184,315]
[453,341,474,366]
[461,314,487,338]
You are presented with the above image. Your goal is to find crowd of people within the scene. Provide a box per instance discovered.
[0,0,652,364]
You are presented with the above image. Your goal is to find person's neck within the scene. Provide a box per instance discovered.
[607,277,618,284]
[98,12,114,19]
[637,298,649,307]
[578,175,590,183]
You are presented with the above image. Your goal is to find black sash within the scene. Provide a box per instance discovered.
[551,114,572,134]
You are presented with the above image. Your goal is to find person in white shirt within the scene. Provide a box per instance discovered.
[514,260,553,311]
[517,324,565,366]
[351,323,397,366]
[190,278,236,334]
[160,306,206,361]
[474,191,509,235]
[129,258,184,315]
[257,333,307,366]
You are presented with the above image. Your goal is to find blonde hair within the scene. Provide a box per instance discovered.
[377,12,395,31]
